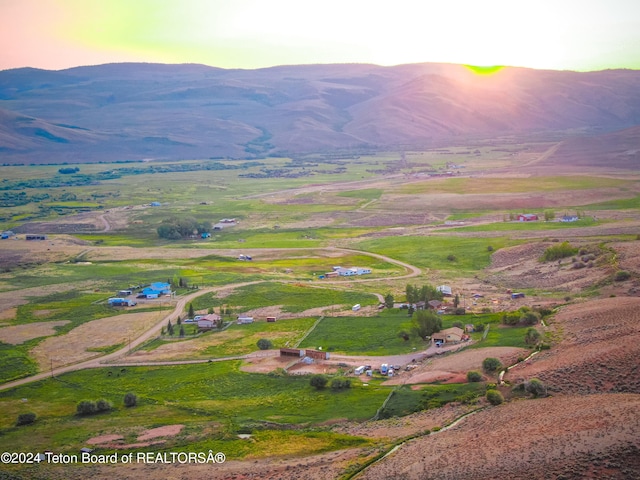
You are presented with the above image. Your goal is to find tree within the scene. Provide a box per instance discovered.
[310,374,328,390]
[177,316,182,325]
[16,412,37,426]
[453,294,460,308]
[167,320,174,336]
[544,210,555,221]
[77,400,97,415]
[482,357,502,373]
[330,378,351,390]
[179,325,185,337]
[96,399,112,412]
[406,284,418,304]
[257,338,273,350]
[486,389,504,405]
[384,293,394,309]
[124,392,137,407]
[407,305,415,316]
[520,311,540,326]
[188,303,195,318]
[524,327,541,346]
[467,371,482,382]
[412,310,442,340]
[525,378,547,397]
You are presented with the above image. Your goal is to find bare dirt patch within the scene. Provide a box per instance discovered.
[485,241,612,292]
[87,434,124,445]
[506,296,640,395]
[137,424,183,441]
[31,311,165,369]
[359,394,640,480]
[383,346,525,386]
[0,307,16,321]
[0,321,69,344]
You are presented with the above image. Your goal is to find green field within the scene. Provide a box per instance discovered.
[300,314,424,355]
[354,235,516,272]
[0,361,387,456]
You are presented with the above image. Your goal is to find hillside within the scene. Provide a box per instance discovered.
[1,62,640,163]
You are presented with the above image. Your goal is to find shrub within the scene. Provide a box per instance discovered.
[446,254,457,262]
[486,389,504,405]
[524,327,541,345]
[452,321,463,329]
[256,338,273,350]
[466,371,482,382]
[614,270,631,282]
[330,378,351,390]
[77,400,97,416]
[525,378,547,397]
[520,311,540,326]
[96,399,112,412]
[482,357,502,373]
[453,307,466,315]
[540,242,578,262]
[487,245,494,252]
[16,412,36,426]
[123,392,137,407]
[310,374,328,390]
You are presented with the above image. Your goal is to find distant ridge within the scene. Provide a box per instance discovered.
[0,62,639,164]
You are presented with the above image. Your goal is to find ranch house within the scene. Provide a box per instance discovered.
[431,327,465,344]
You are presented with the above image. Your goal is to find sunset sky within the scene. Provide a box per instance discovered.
[1,0,639,72]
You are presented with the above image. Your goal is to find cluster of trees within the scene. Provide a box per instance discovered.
[58,167,80,174]
[76,398,113,416]
[309,375,351,391]
[405,284,444,304]
[157,216,211,240]
[502,307,541,326]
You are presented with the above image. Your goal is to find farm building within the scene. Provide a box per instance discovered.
[25,234,47,240]
[305,349,330,360]
[108,298,136,307]
[517,213,538,222]
[333,267,372,276]
[237,316,254,324]
[198,314,221,330]
[266,316,277,322]
[437,285,453,296]
[432,327,465,344]
[428,300,443,310]
[141,282,172,298]
[280,348,304,357]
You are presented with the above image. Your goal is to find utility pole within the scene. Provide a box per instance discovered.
[50,358,54,378]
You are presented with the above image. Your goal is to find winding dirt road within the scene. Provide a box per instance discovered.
[0,248,421,392]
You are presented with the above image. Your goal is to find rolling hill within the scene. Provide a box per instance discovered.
[1,62,640,163]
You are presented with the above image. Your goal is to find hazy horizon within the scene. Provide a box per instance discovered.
[1,0,639,73]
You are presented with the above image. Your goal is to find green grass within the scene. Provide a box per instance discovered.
[397,176,632,195]
[354,235,516,273]
[380,383,483,418]
[470,324,531,349]
[583,194,640,210]
[299,313,424,355]
[451,217,598,232]
[191,282,378,313]
[0,342,38,384]
[0,361,388,455]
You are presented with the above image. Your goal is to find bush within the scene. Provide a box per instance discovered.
[330,378,351,390]
[466,371,482,382]
[524,327,541,345]
[520,311,540,326]
[16,412,36,426]
[482,357,502,373]
[310,375,328,390]
[486,389,504,405]
[96,399,112,412]
[123,392,137,407]
[487,245,494,252]
[453,307,466,315]
[540,241,578,262]
[614,270,631,282]
[256,338,273,350]
[446,254,457,262]
[525,378,547,397]
[77,400,97,416]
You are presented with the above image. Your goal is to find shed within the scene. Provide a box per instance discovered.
[305,349,329,360]
[437,285,452,296]
[237,316,254,324]
[280,348,304,357]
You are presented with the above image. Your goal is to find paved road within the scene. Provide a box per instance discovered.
[0,248,421,392]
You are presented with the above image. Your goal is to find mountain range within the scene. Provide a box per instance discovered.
[1,62,640,164]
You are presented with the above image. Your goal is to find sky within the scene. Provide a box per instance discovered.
[1,0,639,72]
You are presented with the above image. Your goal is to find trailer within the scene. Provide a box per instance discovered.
[354,366,366,375]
